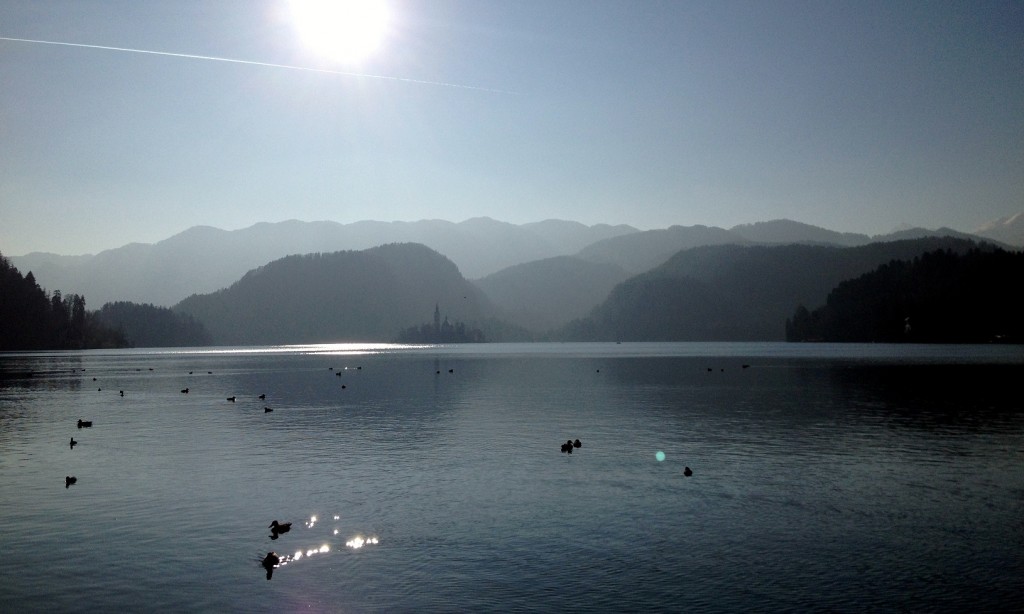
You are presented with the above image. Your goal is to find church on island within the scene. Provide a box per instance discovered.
[395,304,485,344]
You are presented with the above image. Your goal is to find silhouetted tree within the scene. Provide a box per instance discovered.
[0,252,127,350]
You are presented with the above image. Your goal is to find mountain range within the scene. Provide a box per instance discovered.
[556,236,996,341]
[10,215,1020,311]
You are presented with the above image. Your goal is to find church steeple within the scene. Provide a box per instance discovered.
[434,303,441,334]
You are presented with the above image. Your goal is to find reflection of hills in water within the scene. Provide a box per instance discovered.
[827,363,1024,433]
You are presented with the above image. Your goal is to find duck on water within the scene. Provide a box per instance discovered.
[269,520,291,539]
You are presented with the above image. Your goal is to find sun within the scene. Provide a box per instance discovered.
[289,0,391,64]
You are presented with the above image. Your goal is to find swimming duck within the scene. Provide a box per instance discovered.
[269,520,291,534]
[258,394,266,400]
[65,476,77,488]
[683,466,693,477]
[264,406,273,413]
[70,437,77,449]
[226,396,236,402]
[181,388,189,394]
[77,419,92,428]
[262,551,281,580]
[573,439,582,449]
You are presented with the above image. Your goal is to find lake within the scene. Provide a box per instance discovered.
[1,342,1022,612]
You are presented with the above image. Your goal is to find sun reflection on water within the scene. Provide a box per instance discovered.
[345,536,379,549]
[260,511,378,579]
[161,342,422,356]
[300,343,426,356]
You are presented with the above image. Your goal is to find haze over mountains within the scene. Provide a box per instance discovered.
[5,215,1020,346]
[11,219,635,307]
[10,216,1021,310]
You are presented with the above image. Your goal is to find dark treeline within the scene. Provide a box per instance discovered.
[95,302,212,347]
[786,248,1024,342]
[1,252,126,350]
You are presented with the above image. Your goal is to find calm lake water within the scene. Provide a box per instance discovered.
[1,342,1022,612]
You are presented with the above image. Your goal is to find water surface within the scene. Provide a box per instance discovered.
[1,343,1022,612]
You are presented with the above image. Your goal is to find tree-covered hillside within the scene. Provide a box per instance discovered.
[173,243,501,345]
[94,302,212,347]
[786,248,1023,343]
[557,237,996,341]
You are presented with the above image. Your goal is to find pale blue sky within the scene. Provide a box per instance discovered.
[2,0,1022,256]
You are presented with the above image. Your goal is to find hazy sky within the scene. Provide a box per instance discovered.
[2,0,1022,256]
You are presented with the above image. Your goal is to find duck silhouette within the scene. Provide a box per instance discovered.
[573,439,582,449]
[683,466,693,477]
[65,476,77,488]
[261,551,281,580]
[181,388,189,394]
[226,396,236,402]
[77,419,92,428]
[70,437,77,449]
[269,520,292,539]
[264,406,273,413]
[258,394,266,400]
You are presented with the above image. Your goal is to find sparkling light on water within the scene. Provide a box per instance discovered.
[346,536,379,549]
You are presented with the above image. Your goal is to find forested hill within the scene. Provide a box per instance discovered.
[0,252,126,350]
[173,243,498,345]
[556,236,997,341]
[786,248,1024,343]
[94,302,212,348]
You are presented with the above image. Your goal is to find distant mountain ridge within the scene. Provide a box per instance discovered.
[11,218,637,307]
[8,216,1014,312]
[974,212,1024,247]
[571,218,1011,275]
[728,220,870,246]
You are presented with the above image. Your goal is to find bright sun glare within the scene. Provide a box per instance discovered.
[290,0,390,64]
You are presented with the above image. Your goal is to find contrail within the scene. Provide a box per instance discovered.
[0,36,514,94]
